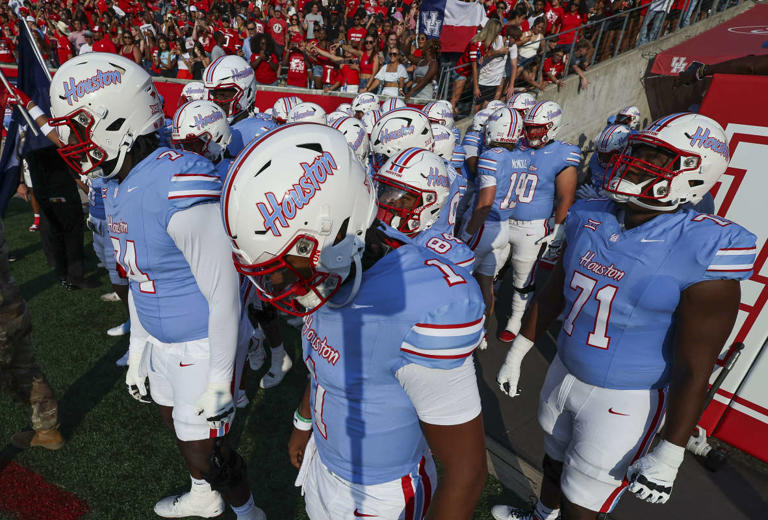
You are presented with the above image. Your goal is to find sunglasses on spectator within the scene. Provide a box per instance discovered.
[365,39,374,44]
[390,52,399,56]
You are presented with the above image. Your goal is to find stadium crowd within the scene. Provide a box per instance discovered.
[0,0,738,106]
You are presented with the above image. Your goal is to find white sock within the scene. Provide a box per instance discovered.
[190,475,211,494]
[533,500,559,520]
[270,344,285,368]
[232,494,256,517]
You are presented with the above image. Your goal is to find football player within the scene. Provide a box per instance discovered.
[351,91,379,119]
[286,101,327,124]
[222,124,488,519]
[577,124,631,200]
[204,55,274,156]
[494,113,755,520]
[179,81,206,105]
[374,147,474,270]
[499,101,579,342]
[460,108,529,337]
[272,95,304,124]
[48,54,264,520]
[328,116,370,166]
[507,93,537,119]
[606,105,642,131]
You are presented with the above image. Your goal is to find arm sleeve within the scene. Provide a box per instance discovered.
[477,153,499,188]
[395,356,481,426]
[375,66,385,81]
[168,203,241,385]
[128,290,150,353]
[699,223,757,283]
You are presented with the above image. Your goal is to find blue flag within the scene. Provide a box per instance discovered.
[0,18,53,216]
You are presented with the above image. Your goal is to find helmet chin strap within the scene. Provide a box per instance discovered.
[326,253,363,309]
[608,178,680,211]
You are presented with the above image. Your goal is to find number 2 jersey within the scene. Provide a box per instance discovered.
[558,199,756,390]
[302,225,485,485]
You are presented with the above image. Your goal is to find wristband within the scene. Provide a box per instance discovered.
[504,334,534,365]
[40,122,54,136]
[28,105,44,120]
[293,409,313,431]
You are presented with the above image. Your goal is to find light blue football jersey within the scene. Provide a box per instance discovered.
[158,117,174,148]
[558,199,756,390]
[88,176,108,220]
[461,129,483,159]
[104,148,223,343]
[412,228,475,271]
[588,153,607,191]
[228,117,278,156]
[302,226,485,485]
[477,147,535,221]
[432,162,467,235]
[214,158,232,182]
[506,140,580,221]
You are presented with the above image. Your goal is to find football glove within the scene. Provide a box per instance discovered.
[627,440,685,504]
[6,84,32,109]
[125,344,151,404]
[497,335,534,397]
[194,381,235,431]
[536,223,564,261]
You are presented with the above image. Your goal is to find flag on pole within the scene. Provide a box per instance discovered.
[418,0,488,53]
[0,17,52,215]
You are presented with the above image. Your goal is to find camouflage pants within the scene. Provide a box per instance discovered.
[0,219,58,431]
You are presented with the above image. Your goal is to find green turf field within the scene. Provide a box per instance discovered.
[0,197,525,519]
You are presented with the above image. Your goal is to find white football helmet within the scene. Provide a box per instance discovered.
[471,107,495,132]
[336,102,352,115]
[370,108,434,165]
[615,105,642,130]
[203,55,256,122]
[179,81,206,105]
[221,123,377,316]
[423,100,454,128]
[170,100,232,163]
[595,124,631,168]
[361,109,381,136]
[486,100,506,112]
[287,102,327,124]
[604,113,729,211]
[431,123,455,161]
[374,148,449,236]
[351,92,379,117]
[272,95,303,123]
[380,97,406,114]
[48,53,164,177]
[326,110,349,126]
[524,101,563,148]
[329,116,370,163]
[507,92,537,118]
[485,107,523,146]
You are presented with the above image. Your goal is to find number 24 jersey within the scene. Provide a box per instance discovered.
[558,199,756,390]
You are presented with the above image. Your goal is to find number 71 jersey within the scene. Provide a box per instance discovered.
[557,199,756,390]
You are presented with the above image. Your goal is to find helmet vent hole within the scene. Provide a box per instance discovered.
[106,118,125,131]
[297,142,324,154]
[333,218,350,246]
[255,160,271,176]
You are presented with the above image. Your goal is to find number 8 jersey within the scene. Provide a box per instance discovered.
[558,199,756,390]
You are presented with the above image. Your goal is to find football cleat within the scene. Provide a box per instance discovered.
[491,505,539,520]
[260,347,293,389]
[107,320,130,337]
[153,489,225,519]
[248,338,266,372]
[100,291,121,302]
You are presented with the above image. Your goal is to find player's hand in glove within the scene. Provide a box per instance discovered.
[627,440,685,504]
[195,381,235,431]
[674,61,705,87]
[536,223,564,261]
[576,183,600,200]
[497,335,535,397]
[5,84,32,109]
[125,345,151,404]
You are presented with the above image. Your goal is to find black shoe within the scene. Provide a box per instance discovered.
[67,277,100,290]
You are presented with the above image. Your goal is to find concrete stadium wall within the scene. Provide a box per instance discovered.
[456,1,755,156]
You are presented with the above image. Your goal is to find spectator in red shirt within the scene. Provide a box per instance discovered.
[0,29,15,64]
[91,26,117,54]
[342,33,379,90]
[556,0,585,51]
[346,13,367,47]
[284,40,311,88]
[220,16,241,55]
[545,0,565,35]
[268,7,288,59]
[250,33,280,85]
[287,13,304,44]
[50,22,73,65]
[542,48,565,86]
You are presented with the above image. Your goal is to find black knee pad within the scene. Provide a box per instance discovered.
[514,284,536,295]
[542,454,563,487]
[202,439,247,492]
